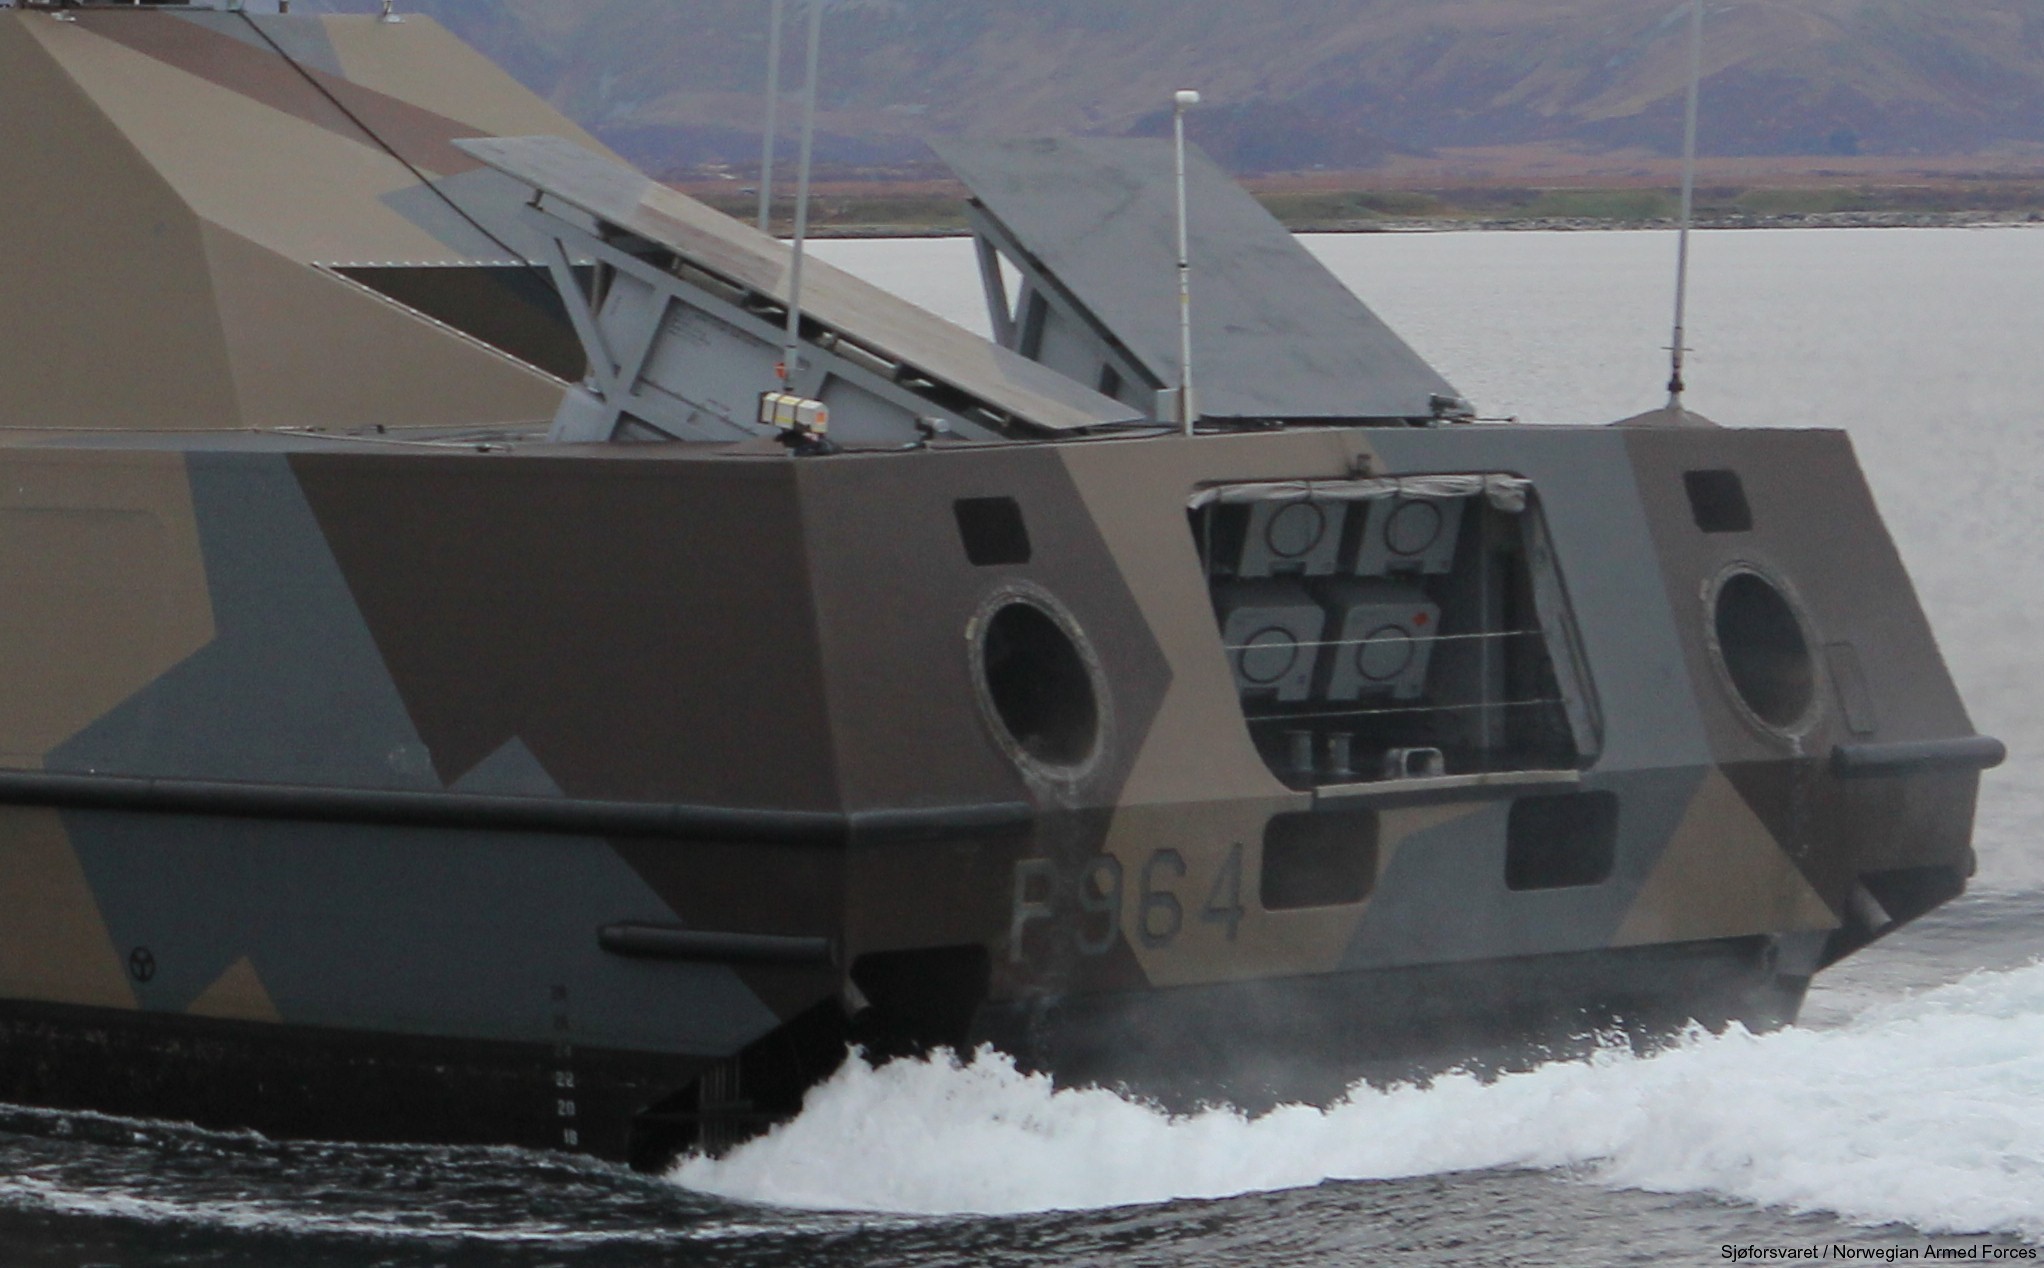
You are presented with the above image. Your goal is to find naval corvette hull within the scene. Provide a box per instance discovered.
[0,423,1985,1164]
[0,934,1793,1164]
[0,4,1992,1168]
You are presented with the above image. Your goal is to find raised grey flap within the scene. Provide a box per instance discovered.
[936,136,1461,421]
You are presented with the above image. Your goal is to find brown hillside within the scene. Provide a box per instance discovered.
[319,1,2044,175]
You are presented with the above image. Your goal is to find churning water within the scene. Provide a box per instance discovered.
[11,228,2044,1266]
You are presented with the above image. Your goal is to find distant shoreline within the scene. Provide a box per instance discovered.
[679,185,2044,238]
[795,211,2044,239]
[676,163,2044,239]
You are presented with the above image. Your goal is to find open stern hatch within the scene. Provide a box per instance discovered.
[1191,473,1599,791]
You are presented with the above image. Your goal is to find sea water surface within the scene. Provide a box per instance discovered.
[9,228,2044,1266]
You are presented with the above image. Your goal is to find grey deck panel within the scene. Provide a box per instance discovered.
[456,136,1143,433]
[935,137,1461,421]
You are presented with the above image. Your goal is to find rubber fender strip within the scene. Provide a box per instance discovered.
[1830,735,2007,778]
[598,923,835,966]
[0,769,1033,846]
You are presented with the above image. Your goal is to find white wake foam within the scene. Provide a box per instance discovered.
[671,960,2044,1235]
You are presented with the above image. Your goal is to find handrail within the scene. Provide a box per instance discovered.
[1831,736,2006,778]
[598,924,834,965]
[0,769,1032,846]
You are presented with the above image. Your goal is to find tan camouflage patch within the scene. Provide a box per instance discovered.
[1375,801,1492,873]
[0,808,137,1010]
[1614,769,1837,946]
[1059,431,1378,807]
[188,957,282,1024]
[322,17,612,156]
[0,453,214,765]
[0,18,240,433]
[1064,431,1426,988]
[200,221,561,430]
[25,16,454,265]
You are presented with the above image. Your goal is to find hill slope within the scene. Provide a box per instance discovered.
[341,0,2044,174]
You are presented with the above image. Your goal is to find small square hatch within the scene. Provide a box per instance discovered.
[1683,469,1752,533]
[954,497,1031,566]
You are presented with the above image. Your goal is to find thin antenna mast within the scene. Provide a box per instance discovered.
[757,0,784,233]
[1173,89,1200,436]
[778,0,824,389]
[1666,0,1703,413]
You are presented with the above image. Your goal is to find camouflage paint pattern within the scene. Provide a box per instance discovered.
[0,418,1981,1155]
[0,6,1990,1164]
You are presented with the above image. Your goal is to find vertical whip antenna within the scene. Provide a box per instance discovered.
[757,0,784,234]
[778,0,824,391]
[379,0,401,23]
[1172,89,1200,436]
[1666,0,1703,412]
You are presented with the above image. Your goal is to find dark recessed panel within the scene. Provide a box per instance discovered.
[1506,792,1618,891]
[1262,810,1377,910]
[1683,469,1753,533]
[954,497,1032,566]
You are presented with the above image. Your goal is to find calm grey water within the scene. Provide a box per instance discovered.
[10,228,2044,1266]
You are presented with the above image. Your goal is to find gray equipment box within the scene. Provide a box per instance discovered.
[1354,495,1464,576]
[1237,497,1346,577]
[1217,582,1327,702]
[1323,580,1442,701]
